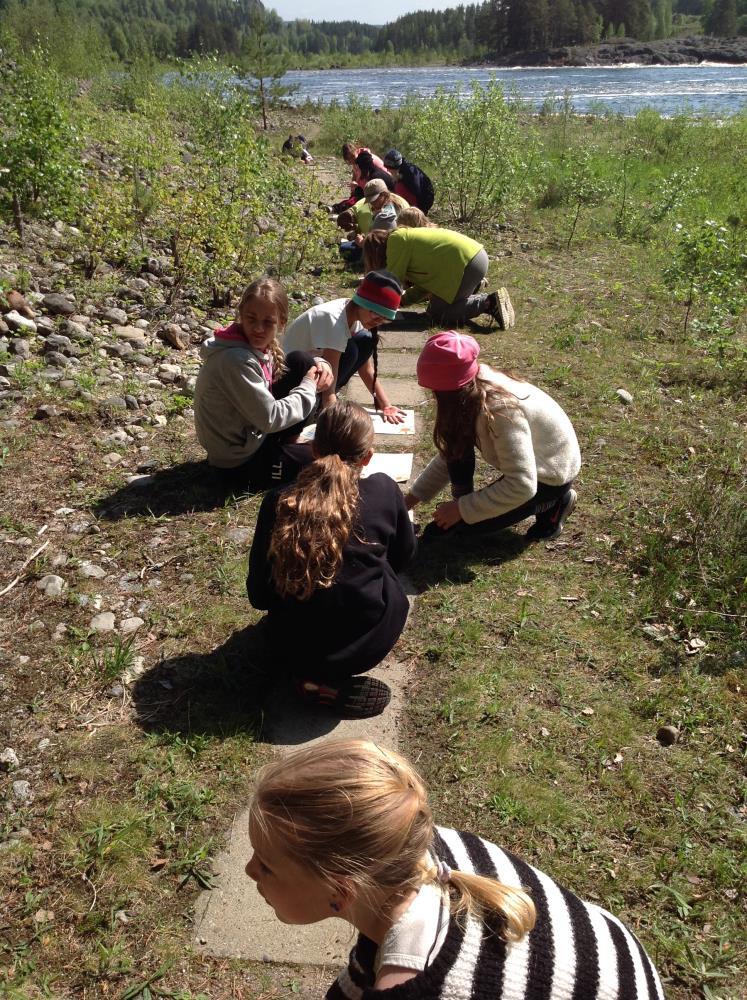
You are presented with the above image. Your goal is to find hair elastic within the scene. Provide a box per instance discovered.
[436,860,451,884]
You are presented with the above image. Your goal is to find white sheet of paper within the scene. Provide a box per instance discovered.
[365,408,415,435]
[361,453,413,483]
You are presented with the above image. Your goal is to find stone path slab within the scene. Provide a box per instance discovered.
[193,655,409,963]
[375,353,419,377]
[380,330,431,350]
[347,376,426,407]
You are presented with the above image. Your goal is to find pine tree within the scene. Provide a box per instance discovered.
[704,0,737,32]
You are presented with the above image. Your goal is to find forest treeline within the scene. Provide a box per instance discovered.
[0,0,744,67]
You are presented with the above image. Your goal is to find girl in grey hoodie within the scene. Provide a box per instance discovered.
[194,278,332,492]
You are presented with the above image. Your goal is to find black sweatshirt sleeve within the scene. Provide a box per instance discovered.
[246,490,280,610]
[387,481,417,574]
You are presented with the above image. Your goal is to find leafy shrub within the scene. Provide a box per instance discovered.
[0,50,82,237]
[407,80,528,226]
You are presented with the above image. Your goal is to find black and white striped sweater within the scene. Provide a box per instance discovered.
[326,827,664,1000]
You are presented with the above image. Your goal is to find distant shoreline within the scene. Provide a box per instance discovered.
[481,36,747,68]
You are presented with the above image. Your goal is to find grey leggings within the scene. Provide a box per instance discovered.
[428,248,489,325]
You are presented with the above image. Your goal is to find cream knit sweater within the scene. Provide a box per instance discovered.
[411,366,581,525]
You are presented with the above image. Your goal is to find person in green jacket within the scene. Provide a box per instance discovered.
[362,226,514,330]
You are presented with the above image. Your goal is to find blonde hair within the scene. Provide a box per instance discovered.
[362,228,390,272]
[397,206,433,228]
[238,277,288,379]
[250,738,536,942]
[267,402,374,601]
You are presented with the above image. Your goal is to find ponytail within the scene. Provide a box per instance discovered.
[424,861,536,942]
[267,402,374,601]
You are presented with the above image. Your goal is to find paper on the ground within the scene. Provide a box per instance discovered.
[364,408,415,435]
[299,409,414,442]
[361,453,413,483]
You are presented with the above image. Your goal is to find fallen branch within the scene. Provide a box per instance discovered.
[0,539,50,597]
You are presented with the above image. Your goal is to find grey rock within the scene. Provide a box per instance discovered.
[104,342,133,359]
[102,452,123,466]
[34,404,64,420]
[44,351,70,368]
[36,574,66,597]
[124,394,139,410]
[120,616,144,634]
[42,293,76,316]
[11,780,33,806]
[616,388,634,405]
[90,611,116,632]
[227,527,252,546]
[108,683,124,698]
[35,316,56,334]
[143,257,165,277]
[64,320,92,342]
[79,561,107,579]
[112,325,148,348]
[129,278,150,292]
[45,333,74,353]
[101,396,128,411]
[100,427,132,446]
[4,311,37,334]
[102,307,128,325]
[0,748,19,771]
[10,339,31,359]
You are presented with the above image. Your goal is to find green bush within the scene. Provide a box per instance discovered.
[0,50,82,237]
[407,80,529,226]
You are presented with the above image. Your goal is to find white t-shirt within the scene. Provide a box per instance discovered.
[282,299,363,356]
[375,883,450,974]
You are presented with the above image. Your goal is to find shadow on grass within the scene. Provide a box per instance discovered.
[94,460,249,520]
[409,528,530,592]
[131,623,341,743]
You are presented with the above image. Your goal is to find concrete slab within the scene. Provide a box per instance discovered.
[375,353,418,377]
[379,330,431,350]
[193,657,409,963]
[346,376,427,407]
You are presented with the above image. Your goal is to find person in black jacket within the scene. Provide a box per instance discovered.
[247,401,415,718]
[384,148,435,215]
[353,151,395,199]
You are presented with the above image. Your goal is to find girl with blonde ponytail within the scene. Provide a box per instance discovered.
[247,403,415,718]
[246,738,664,999]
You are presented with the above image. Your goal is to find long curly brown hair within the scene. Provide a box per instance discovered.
[433,373,522,462]
[268,402,374,601]
[238,278,288,379]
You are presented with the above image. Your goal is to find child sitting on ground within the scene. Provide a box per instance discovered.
[408,331,581,541]
[282,270,406,424]
[246,404,415,718]
[246,738,665,998]
[193,278,333,492]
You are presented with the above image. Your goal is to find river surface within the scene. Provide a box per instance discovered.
[284,64,747,116]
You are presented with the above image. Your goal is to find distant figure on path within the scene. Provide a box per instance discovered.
[407,331,581,541]
[383,148,434,214]
[246,738,665,998]
[330,142,387,213]
[247,405,415,718]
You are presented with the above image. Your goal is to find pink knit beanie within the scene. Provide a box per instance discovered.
[416,331,480,391]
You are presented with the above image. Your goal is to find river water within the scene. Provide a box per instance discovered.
[285,64,747,116]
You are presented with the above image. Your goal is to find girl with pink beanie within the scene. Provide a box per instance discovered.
[407,332,581,541]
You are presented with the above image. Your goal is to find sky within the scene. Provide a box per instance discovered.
[268,0,459,25]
